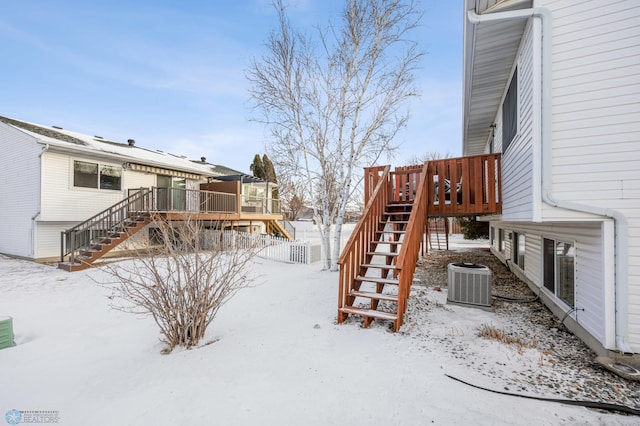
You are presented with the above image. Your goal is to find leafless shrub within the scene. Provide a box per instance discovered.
[476,323,535,354]
[102,214,259,353]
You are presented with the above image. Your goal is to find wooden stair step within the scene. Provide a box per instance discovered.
[370,240,402,246]
[375,230,405,234]
[349,291,398,302]
[355,275,399,285]
[360,263,398,270]
[339,306,397,321]
[367,251,399,257]
[383,211,411,216]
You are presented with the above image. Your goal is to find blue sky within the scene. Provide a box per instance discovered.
[1,0,463,173]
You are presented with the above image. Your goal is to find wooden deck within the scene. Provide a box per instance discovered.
[338,154,501,330]
[59,186,287,271]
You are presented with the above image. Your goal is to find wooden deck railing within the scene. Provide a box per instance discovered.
[337,165,391,322]
[60,186,284,264]
[426,153,501,216]
[127,187,238,213]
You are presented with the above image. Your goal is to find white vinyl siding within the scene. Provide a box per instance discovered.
[541,0,640,350]
[497,20,536,221]
[124,170,155,191]
[545,0,640,217]
[34,222,75,259]
[40,151,123,222]
[0,124,42,258]
[491,220,614,350]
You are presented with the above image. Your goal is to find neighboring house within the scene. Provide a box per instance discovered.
[463,0,639,355]
[0,116,286,267]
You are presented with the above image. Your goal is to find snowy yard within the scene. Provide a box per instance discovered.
[0,233,636,425]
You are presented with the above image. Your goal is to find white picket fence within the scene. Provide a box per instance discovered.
[202,230,320,265]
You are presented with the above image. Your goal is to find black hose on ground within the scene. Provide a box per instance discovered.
[445,374,640,416]
[492,294,539,303]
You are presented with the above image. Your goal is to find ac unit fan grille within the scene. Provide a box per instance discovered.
[447,263,492,308]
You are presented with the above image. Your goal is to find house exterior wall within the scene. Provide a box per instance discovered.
[0,124,43,258]
[489,220,615,352]
[480,1,640,352]
[541,0,640,351]
[34,222,76,260]
[123,170,155,191]
[493,19,537,221]
[543,0,640,221]
[40,151,124,222]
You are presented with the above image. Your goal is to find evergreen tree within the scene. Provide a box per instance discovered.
[250,154,265,179]
[262,154,277,183]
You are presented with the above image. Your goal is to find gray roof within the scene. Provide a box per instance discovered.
[0,115,240,178]
[215,174,266,184]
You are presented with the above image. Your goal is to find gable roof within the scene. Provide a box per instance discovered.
[0,115,238,178]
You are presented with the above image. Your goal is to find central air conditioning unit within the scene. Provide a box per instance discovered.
[447,263,492,310]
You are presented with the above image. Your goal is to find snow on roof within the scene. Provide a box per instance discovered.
[0,115,235,177]
[215,174,266,184]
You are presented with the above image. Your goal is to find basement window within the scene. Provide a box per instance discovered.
[74,160,121,190]
[543,238,575,308]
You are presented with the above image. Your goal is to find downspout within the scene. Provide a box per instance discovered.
[32,143,50,258]
[467,7,631,353]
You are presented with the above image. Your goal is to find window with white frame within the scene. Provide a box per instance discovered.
[543,238,575,308]
[498,228,505,254]
[74,160,121,190]
[502,67,518,152]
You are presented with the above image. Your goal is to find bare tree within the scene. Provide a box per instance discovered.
[406,150,453,165]
[287,194,305,220]
[248,0,423,270]
[102,214,259,353]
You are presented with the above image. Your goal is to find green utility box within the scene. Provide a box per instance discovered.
[0,316,16,349]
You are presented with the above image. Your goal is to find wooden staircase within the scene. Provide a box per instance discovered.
[338,153,502,331]
[266,219,294,240]
[58,213,152,271]
[58,188,155,271]
[339,201,414,327]
[338,164,429,331]
[428,218,449,250]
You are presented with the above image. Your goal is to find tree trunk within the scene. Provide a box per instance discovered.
[317,217,332,270]
[331,220,343,272]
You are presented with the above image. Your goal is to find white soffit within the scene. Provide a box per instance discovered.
[463,1,530,156]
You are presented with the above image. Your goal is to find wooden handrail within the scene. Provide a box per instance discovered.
[338,166,391,320]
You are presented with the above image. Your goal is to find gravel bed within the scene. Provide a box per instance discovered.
[402,248,640,412]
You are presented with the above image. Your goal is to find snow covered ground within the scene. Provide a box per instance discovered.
[0,233,635,425]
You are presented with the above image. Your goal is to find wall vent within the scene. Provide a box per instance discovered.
[447,263,492,309]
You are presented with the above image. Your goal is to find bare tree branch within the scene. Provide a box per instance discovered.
[101,214,259,353]
[248,0,423,270]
